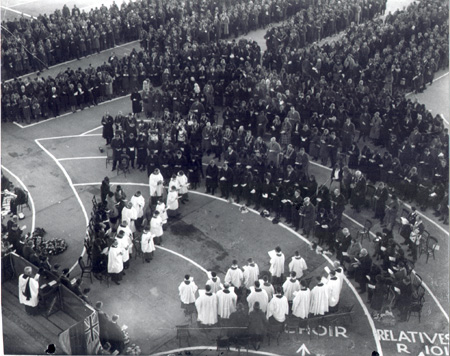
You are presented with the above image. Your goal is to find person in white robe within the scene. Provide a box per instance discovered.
[327,270,342,312]
[288,251,308,279]
[195,285,218,325]
[166,185,180,218]
[309,277,329,315]
[333,261,345,290]
[243,258,259,290]
[149,169,164,204]
[266,287,289,324]
[260,275,275,301]
[269,246,285,285]
[216,283,237,319]
[206,272,222,294]
[108,240,125,285]
[155,199,168,224]
[121,202,138,233]
[225,260,244,298]
[150,210,164,245]
[130,191,145,230]
[115,225,133,268]
[282,272,301,308]
[141,226,155,263]
[247,281,269,313]
[18,266,40,315]
[177,171,189,203]
[292,280,311,319]
[179,275,198,315]
[169,174,181,192]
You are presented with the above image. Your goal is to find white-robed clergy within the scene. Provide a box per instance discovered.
[333,261,345,290]
[292,280,311,319]
[18,266,40,315]
[195,285,218,325]
[177,171,189,202]
[216,283,237,319]
[115,227,132,268]
[179,275,198,311]
[225,260,244,289]
[260,276,275,301]
[327,270,342,312]
[288,251,308,279]
[149,168,164,200]
[141,226,155,263]
[206,272,222,294]
[130,191,145,224]
[266,287,289,323]
[108,240,125,285]
[121,201,138,232]
[150,210,164,245]
[247,280,269,312]
[269,246,285,285]
[309,277,329,315]
[166,185,180,217]
[155,199,168,224]
[243,258,259,289]
[282,272,301,302]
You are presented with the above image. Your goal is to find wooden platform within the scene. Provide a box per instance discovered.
[2,279,79,355]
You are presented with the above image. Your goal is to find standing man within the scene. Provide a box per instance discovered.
[247,281,269,313]
[205,160,219,195]
[282,272,301,311]
[150,210,164,246]
[225,260,244,300]
[100,177,112,205]
[149,168,164,206]
[288,251,307,279]
[140,225,155,263]
[309,277,329,316]
[179,275,198,317]
[327,270,342,312]
[269,246,285,286]
[195,285,218,326]
[166,185,180,218]
[111,131,124,171]
[219,162,234,199]
[121,202,138,233]
[248,302,267,351]
[101,111,114,145]
[266,286,289,325]
[292,280,311,319]
[206,272,222,294]
[216,283,237,321]
[107,240,124,285]
[130,191,145,231]
[243,258,260,292]
[18,266,40,315]
[331,189,346,227]
[350,170,367,213]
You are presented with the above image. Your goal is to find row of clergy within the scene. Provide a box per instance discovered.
[178,262,344,326]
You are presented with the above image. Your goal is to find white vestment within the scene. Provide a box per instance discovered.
[309,283,329,315]
[206,277,222,294]
[179,280,198,304]
[115,232,132,262]
[216,289,237,319]
[150,215,163,237]
[155,202,168,223]
[288,256,307,278]
[282,278,301,301]
[166,190,179,210]
[292,288,311,319]
[335,268,345,290]
[121,206,138,232]
[243,263,259,289]
[225,267,243,288]
[177,174,189,194]
[195,293,218,325]
[108,245,124,273]
[260,280,275,301]
[327,277,342,307]
[266,295,289,322]
[149,173,164,196]
[141,231,155,253]
[247,289,269,312]
[269,253,285,277]
[18,274,39,307]
[130,194,145,218]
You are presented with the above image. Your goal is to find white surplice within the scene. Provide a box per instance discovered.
[309,283,329,315]
[292,288,311,319]
[195,293,218,325]
[216,289,237,319]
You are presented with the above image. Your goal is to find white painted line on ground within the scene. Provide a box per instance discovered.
[151,346,282,356]
[156,246,209,275]
[1,165,36,233]
[15,112,72,128]
[12,122,25,129]
[81,126,103,136]
[58,156,105,161]
[0,5,35,17]
[343,212,449,322]
[9,0,40,8]
[37,133,102,141]
[310,160,333,171]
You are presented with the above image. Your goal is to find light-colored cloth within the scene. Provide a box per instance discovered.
[225,267,244,288]
[282,278,301,301]
[266,295,289,322]
[166,190,179,211]
[247,289,269,313]
[327,277,341,307]
[335,268,345,290]
[108,245,125,273]
[141,231,155,253]
[216,289,237,319]
[288,256,307,279]
[121,206,138,232]
[149,173,164,196]
[206,277,222,294]
[116,228,133,262]
[243,263,259,289]
[18,274,39,307]
[130,194,145,218]
[177,174,189,195]
[309,283,329,315]
[195,293,218,325]
[292,288,311,319]
[150,215,163,237]
[179,280,198,304]
[155,202,168,223]
[260,281,275,301]
[269,253,285,277]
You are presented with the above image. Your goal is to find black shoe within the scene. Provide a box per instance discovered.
[114,281,121,285]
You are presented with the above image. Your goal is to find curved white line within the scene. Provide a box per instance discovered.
[1,165,36,233]
[150,346,283,356]
[81,126,103,136]
[156,246,208,275]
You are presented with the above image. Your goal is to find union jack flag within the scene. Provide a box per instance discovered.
[84,312,100,353]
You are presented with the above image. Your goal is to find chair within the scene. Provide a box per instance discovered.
[92,195,99,212]
[423,236,438,263]
[84,239,93,266]
[216,336,230,353]
[267,322,283,346]
[285,316,299,339]
[365,184,376,208]
[78,256,93,283]
[176,324,191,347]
[357,219,372,243]
[232,335,251,355]
[407,285,425,323]
[338,304,355,324]
[117,155,131,177]
[105,147,114,168]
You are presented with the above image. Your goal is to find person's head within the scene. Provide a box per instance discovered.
[275,246,281,253]
[184,274,190,281]
[291,271,297,278]
[95,301,103,310]
[253,301,261,311]
[205,284,212,292]
[112,314,119,322]
[24,266,32,276]
[254,280,260,288]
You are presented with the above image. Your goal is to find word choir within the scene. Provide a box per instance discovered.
[377,329,449,355]
[298,325,348,338]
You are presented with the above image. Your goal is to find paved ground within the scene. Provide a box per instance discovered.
[1,0,449,355]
